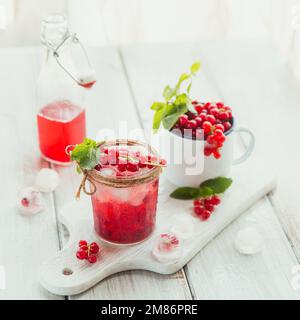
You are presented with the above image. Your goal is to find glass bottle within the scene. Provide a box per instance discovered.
[37,14,93,165]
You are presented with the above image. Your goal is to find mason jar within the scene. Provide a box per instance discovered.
[89,140,162,245]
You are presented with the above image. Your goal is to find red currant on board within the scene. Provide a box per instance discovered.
[193,195,222,221]
[199,210,211,221]
[88,255,97,264]
[210,195,221,205]
[76,249,88,260]
[76,240,100,263]
[79,240,87,247]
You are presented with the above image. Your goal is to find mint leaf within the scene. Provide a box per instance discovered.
[163,85,175,101]
[170,187,200,200]
[200,177,232,194]
[150,102,166,111]
[175,73,190,91]
[174,93,189,106]
[70,138,100,170]
[152,108,164,131]
[198,186,214,197]
[190,61,201,74]
[162,104,188,130]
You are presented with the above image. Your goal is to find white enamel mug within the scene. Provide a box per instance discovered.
[158,119,255,187]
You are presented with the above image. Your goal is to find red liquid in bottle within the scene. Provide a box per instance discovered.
[37,101,86,163]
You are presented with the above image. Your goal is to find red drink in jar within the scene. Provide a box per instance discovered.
[90,140,162,245]
[37,101,86,163]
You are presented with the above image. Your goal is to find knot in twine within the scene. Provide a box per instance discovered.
[75,169,97,199]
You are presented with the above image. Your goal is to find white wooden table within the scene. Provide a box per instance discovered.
[1,39,300,300]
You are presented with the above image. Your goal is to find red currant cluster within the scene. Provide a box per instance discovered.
[193,195,221,221]
[173,101,233,159]
[76,240,100,264]
[94,147,166,174]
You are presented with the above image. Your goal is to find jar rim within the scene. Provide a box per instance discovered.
[89,139,161,188]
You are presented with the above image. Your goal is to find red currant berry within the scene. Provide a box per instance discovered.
[88,255,97,264]
[159,158,167,166]
[213,149,221,159]
[199,210,211,221]
[214,128,224,137]
[199,113,207,121]
[178,114,188,127]
[192,100,199,105]
[94,164,102,171]
[117,163,127,172]
[194,206,205,216]
[215,124,225,132]
[218,112,229,120]
[206,135,215,145]
[209,107,219,117]
[90,242,99,254]
[204,146,214,156]
[202,121,212,134]
[194,116,203,127]
[223,121,232,131]
[204,203,215,212]
[79,240,87,247]
[203,102,211,109]
[126,162,138,172]
[206,115,216,124]
[187,120,197,130]
[76,249,88,260]
[210,195,221,205]
[21,198,29,207]
[214,134,226,143]
[194,105,203,114]
[216,102,224,108]
[193,199,203,207]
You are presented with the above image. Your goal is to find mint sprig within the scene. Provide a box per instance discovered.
[151,61,201,132]
[170,177,232,200]
[70,138,101,170]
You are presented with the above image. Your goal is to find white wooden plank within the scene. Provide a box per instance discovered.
[120,43,300,299]
[0,47,63,299]
[0,113,61,298]
[51,47,192,300]
[195,39,300,262]
[186,197,300,299]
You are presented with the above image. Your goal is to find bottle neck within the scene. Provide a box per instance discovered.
[41,14,68,49]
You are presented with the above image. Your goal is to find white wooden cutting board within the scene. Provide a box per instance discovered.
[39,156,276,296]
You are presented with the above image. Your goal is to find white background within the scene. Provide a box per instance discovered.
[1,0,300,82]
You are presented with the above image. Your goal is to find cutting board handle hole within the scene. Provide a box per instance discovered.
[62,268,73,276]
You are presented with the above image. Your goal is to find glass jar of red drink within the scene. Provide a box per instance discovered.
[89,140,162,245]
[37,14,94,165]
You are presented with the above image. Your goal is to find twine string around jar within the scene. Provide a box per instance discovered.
[66,140,162,199]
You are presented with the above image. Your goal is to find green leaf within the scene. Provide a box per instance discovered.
[150,102,166,111]
[174,93,188,106]
[163,85,175,101]
[76,165,82,174]
[190,61,201,74]
[162,104,188,130]
[200,177,233,194]
[152,108,164,131]
[70,138,100,170]
[198,186,214,198]
[170,187,201,200]
[187,81,192,94]
[176,72,190,86]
